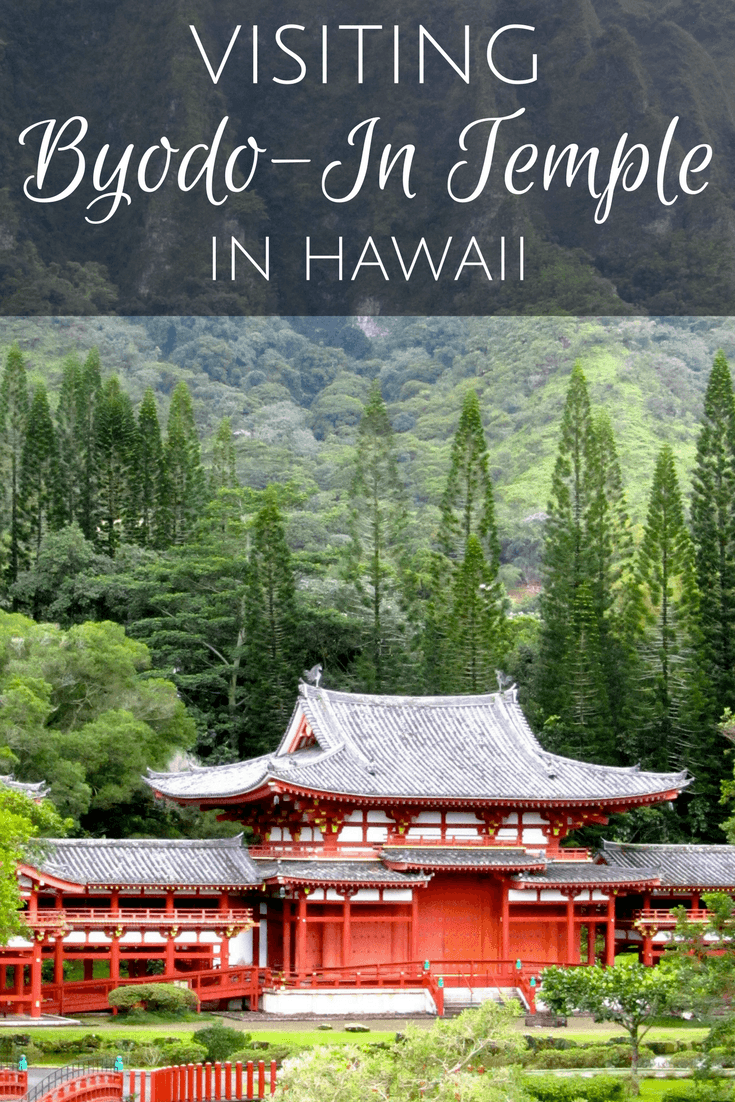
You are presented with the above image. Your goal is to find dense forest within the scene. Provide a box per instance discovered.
[0,315,733,847]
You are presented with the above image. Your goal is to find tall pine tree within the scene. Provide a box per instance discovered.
[54,355,82,528]
[631,445,701,774]
[162,382,206,545]
[209,417,238,495]
[244,494,300,752]
[690,351,735,719]
[133,388,165,549]
[536,364,631,761]
[0,345,30,585]
[438,389,500,565]
[94,377,138,555]
[347,380,407,692]
[425,390,505,694]
[447,534,505,692]
[20,384,58,569]
[75,349,102,541]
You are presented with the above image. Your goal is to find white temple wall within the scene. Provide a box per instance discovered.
[229,928,252,965]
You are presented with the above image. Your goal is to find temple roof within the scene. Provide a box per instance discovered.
[0,774,49,800]
[146,684,689,808]
[600,840,735,890]
[514,861,661,890]
[255,858,429,888]
[380,846,546,872]
[30,836,262,890]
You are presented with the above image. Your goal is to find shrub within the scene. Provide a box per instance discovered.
[523,1073,631,1101]
[108,983,199,1015]
[707,1047,735,1069]
[134,1045,163,1068]
[160,1042,208,1067]
[649,1040,679,1055]
[193,1023,248,1063]
[523,1044,654,1069]
[0,1034,30,1060]
[231,1044,303,1068]
[670,1052,702,1068]
[661,1084,734,1101]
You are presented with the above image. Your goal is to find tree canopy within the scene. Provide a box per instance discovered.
[0,611,195,831]
[540,960,678,1079]
[275,1001,529,1102]
[0,788,68,942]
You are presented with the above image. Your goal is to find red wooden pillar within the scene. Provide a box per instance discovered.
[500,881,510,961]
[282,900,291,974]
[13,959,24,998]
[166,890,175,915]
[605,894,615,966]
[411,890,419,961]
[54,937,64,987]
[165,933,175,976]
[342,893,352,968]
[296,892,307,979]
[30,939,42,1018]
[219,891,229,913]
[587,923,596,965]
[641,927,654,967]
[252,918,260,969]
[110,935,121,984]
[83,956,94,981]
[641,891,653,966]
[565,893,576,965]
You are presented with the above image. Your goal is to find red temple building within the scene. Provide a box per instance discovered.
[3,685,735,1018]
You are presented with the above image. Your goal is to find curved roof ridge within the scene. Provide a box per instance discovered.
[145,688,693,806]
[602,838,733,851]
[299,682,519,708]
[44,835,245,848]
[541,756,689,784]
[147,754,271,781]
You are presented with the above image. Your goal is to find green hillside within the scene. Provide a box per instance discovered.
[1,314,729,586]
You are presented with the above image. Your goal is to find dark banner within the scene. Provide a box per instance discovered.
[3,0,734,315]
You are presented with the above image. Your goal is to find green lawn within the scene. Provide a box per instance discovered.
[638,1082,695,1100]
[17,1023,396,1048]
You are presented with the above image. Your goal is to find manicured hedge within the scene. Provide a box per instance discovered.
[523,1074,630,1101]
[108,983,199,1013]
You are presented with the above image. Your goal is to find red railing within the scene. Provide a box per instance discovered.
[634,908,711,927]
[248,841,590,858]
[40,966,267,1016]
[35,1072,122,1102]
[272,958,546,1014]
[25,909,254,934]
[146,1061,276,1102]
[0,1068,27,1097]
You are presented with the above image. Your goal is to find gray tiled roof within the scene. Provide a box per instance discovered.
[381,847,546,870]
[0,774,49,799]
[600,840,735,889]
[147,685,689,807]
[34,836,262,889]
[514,861,661,888]
[255,858,428,887]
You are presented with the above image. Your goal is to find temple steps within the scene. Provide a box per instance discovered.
[441,987,528,1016]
